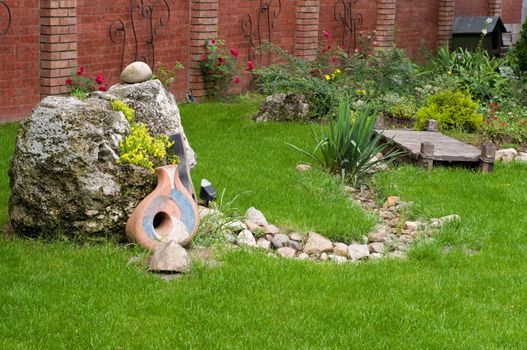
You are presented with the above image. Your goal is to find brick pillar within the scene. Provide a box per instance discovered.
[489,0,502,17]
[437,0,455,47]
[295,0,320,61]
[189,0,219,99]
[374,0,396,49]
[40,0,78,98]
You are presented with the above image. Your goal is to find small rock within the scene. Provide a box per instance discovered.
[265,234,274,241]
[404,221,424,231]
[329,254,348,264]
[277,247,296,259]
[127,256,141,266]
[188,247,218,268]
[288,232,305,241]
[120,61,153,83]
[387,251,407,260]
[271,233,290,248]
[343,185,356,194]
[303,232,334,255]
[379,210,397,220]
[256,237,271,250]
[439,214,461,224]
[297,252,309,260]
[263,224,280,235]
[148,241,190,273]
[237,229,256,246]
[320,252,329,261]
[347,244,370,261]
[226,220,247,232]
[333,242,349,257]
[496,148,517,162]
[245,207,268,226]
[369,242,385,254]
[296,164,312,172]
[243,219,260,232]
[385,196,400,207]
[288,240,302,251]
[517,152,527,162]
[224,232,236,243]
[367,231,387,243]
[369,253,383,260]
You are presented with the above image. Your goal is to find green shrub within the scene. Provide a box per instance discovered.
[381,93,416,120]
[415,91,483,131]
[287,98,403,185]
[112,99,179,170]
[513,19,527,73]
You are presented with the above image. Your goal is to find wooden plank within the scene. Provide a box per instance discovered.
[377,130,481,162]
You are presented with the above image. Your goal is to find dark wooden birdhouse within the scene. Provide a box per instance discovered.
[452,16,507,56]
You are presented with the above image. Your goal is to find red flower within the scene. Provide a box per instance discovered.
[200,53,207,61]
[65,78,72,86]
[233,77,241,84]
[77,66,85,76]
[327,44,332,50]
[95,72,104,85]
[323,30,329,39]
[99,84,108,92]
[230,48,239,58]
[332,56,337,62]
[218,56,225,64]
[246,60,254,71]
[210,39,216,45]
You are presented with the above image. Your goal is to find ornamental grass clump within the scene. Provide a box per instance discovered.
[287,98,403,185]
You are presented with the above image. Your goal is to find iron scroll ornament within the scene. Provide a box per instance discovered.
[109,0,171,72]
[334,0,363,53]
[0,1,12,38]
[241,0,281,64]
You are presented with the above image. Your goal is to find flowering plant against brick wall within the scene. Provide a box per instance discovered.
[199,38,253,97]
[65,66,108,100]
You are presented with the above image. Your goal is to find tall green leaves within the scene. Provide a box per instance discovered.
[288,98,403,185]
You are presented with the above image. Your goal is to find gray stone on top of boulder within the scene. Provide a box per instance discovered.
[254,92,310,122]
[148,240,191,273]
[120,61,153,84]
[108,79,195,168]
[303,232,333,255]
[8,95,157,238]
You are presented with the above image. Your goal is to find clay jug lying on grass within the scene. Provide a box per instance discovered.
[126,165,199,250]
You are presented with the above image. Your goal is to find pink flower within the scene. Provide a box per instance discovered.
[218,56,225,64]
[323,30,329,39]
[77,66,84,76]
[230,48,239,58]
[200,53,207,61]
[65,78,72,86]
[233,77,241,84]
[95,72,104,85]
[246,60,254,71]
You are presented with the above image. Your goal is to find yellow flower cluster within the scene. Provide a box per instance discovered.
[356,89,367,94]
[112,99,180,171]
[111,99,135,122]
[325,68,342,81]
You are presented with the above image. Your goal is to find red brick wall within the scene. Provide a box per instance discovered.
[319,0,377,53]
[1,0,526,122]
[77,0,190,100]
[395,0,439,59]
[0,0,40,122]
[502,0,522,23]
[455,0,489,16]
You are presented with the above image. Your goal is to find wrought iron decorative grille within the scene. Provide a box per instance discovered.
[0,1,12,39]
[334,0,362,53]
[241,0,281,64]
[109,0,171,71]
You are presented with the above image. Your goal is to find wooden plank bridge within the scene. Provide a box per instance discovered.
[377,124,497,173]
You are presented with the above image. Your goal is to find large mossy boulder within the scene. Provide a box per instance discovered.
[8,80,194,239]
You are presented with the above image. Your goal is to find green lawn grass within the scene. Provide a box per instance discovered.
[1,101,527,349]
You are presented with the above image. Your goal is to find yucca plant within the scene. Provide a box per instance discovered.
[288,98,403,185]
